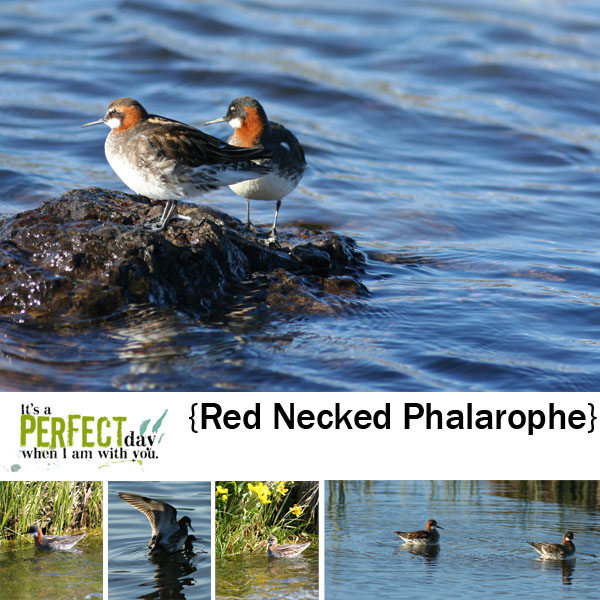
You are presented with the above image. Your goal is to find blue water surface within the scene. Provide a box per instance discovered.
[1,0,600,390]
[326,480,600,599]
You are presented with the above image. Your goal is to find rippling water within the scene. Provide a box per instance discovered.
[326,481,600,599]
[0,533,102,600]
[1,0,600,390]
[217,546,319,600]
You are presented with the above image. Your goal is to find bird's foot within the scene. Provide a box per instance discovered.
[143,220,168,232]
[263,231,280,248]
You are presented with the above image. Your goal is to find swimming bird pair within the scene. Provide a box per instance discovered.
[118,491,195,554]
[83,97,305,239]
[26,524,86,550]
[266,534,311,558]
[394,519,576,559]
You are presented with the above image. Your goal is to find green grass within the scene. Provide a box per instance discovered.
[215,480,318,557]
[0,481,103,542]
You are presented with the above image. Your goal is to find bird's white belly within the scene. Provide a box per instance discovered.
[229,172,296,201]
[105,142,183,200]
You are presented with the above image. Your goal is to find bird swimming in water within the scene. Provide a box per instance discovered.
[266,534,311,558]
[527,531,575,559]
[26,524,86,550]
[394,519,444,546]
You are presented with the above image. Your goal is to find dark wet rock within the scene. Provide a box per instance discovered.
[0,188,366,321]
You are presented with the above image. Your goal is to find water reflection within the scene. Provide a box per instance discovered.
[264,553,314,576]
[394,543,441,560]
[216,546,319,600]
[489,480,600,510]
[532,558,575,586]
[0,536,103,600]
[141,547,204,600]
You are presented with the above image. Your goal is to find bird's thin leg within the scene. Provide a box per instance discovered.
[145,200,178,232]
[268,199,281,239]
[245,198,257,233]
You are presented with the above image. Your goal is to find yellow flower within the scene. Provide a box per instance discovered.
[289,504,303,517]
[277,482,289,495]
[248,482,272,504]
[220,493,228,502]
[215,485,228,496]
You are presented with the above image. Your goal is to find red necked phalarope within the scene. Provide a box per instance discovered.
[266,534,310,558]
[83,97,272,232]
[527,531,575,559]
[119,491,194,553]
[205,96,306,240]
[26,524,86,550]
[394,519,444,546]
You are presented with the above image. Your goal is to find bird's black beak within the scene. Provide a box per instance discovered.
[203,116,226,126]
[82,118,105,128]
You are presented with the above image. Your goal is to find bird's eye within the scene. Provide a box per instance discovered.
[230,106,236,112]
[108,108,116,115]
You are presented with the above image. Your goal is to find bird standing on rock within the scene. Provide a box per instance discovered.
[205,96,306,240]
[83,97,272,231]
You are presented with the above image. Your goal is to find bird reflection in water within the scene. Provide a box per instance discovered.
[533,555,576,586]
[139,541,206,600]
[394,543,440,561]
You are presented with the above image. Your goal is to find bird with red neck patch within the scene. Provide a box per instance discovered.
[82,97,272,232]
[26,524,86,550]
[394,519,444,546]
[205,96,306,242]
[527,531,576,560]
[266,534,311,558]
